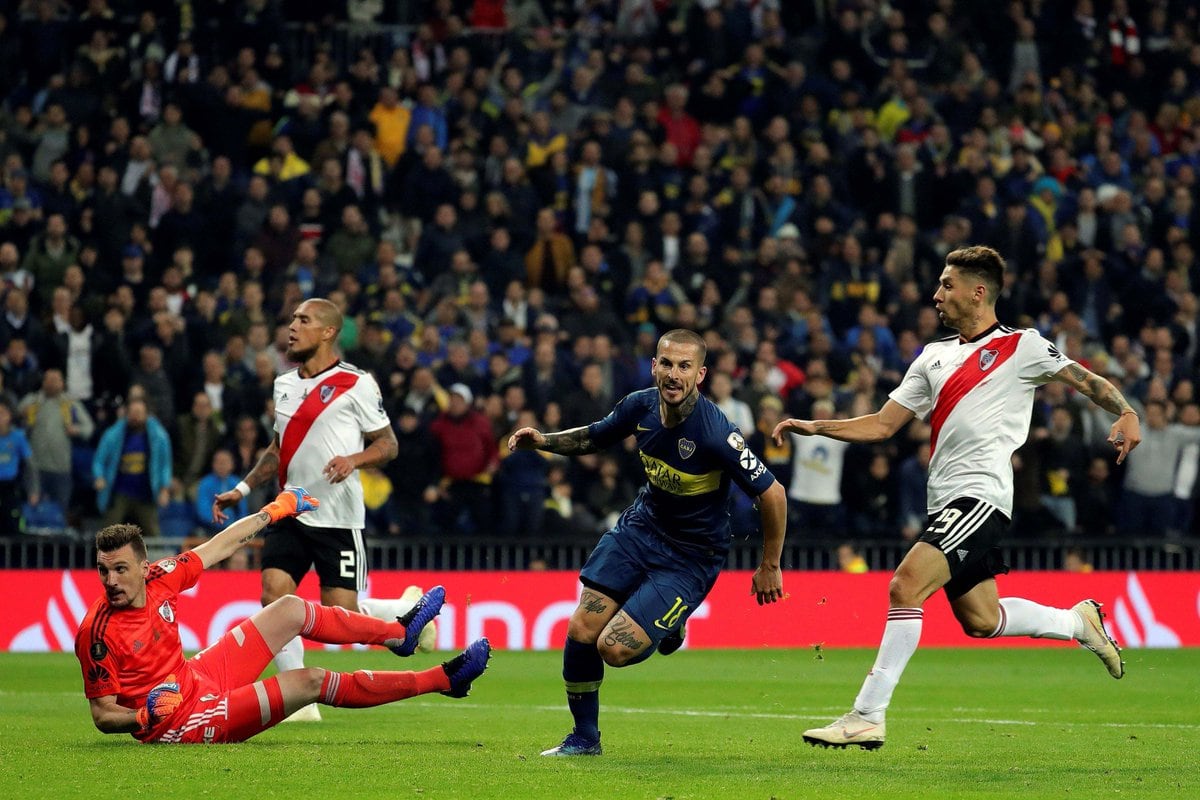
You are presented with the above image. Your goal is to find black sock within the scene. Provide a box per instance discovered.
[563,636,603,740]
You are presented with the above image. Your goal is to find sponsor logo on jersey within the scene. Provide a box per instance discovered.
[159,559,177,574]
[956,549,969,561]
[678,438,696,459]
[200,693,219,702]
[930,360,943,370]
[739,450,760,472]
[158,601,175,624]
[87,665,111,684]
[638,451,721,496]
[727,432,745,451]
[979,349,999,371]
[320,385,335,403]
[90,641,108,660]
[636,424,651,431]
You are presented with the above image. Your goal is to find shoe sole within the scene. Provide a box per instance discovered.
[803,735,883,751]
[1079,600,1125,679]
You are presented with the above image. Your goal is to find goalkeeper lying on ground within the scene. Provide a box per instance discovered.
[74,487,491,743]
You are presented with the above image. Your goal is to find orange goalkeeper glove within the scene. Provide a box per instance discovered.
[136,675,182,731]
[261,487,320,523]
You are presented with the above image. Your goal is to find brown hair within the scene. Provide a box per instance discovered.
[96,523,147,562]
[658,329,707,365]
[945,245,1006,305]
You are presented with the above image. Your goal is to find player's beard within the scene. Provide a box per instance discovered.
[658,379,694,407]
[287,343,317,363]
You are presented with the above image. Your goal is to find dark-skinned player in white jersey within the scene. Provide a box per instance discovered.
[213,298,438,722]
[774,246,1140,749]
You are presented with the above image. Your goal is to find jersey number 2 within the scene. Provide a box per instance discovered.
[339,550,356,579]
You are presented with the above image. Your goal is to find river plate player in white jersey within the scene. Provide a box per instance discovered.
[773,245,1142,749]
[213,298,439,722]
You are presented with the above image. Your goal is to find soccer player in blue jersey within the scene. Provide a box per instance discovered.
[508,328,788,756]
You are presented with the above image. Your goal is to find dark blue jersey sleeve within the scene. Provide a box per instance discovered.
[586,391,643,450]
[712,426,776,498]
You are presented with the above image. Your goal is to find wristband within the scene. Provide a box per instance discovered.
[1119,410,1138,418]
[235,480,252,498]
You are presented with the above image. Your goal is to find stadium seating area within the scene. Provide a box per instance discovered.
[1,0,1200,555]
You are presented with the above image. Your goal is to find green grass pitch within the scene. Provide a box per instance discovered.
[2,647,1197,800]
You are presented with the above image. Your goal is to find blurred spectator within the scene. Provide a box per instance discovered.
[18,368,93,515]
[428,383,497,534]
[784,399,849,537]
[92,396,172,536]
[0,399,34,535]
[194,449,244,535]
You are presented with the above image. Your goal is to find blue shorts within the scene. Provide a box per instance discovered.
[580,522,724,648]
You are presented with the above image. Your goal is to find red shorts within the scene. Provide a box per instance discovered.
[147,620,291,744]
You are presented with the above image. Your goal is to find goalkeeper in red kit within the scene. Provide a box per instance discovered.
[74,488,491,743]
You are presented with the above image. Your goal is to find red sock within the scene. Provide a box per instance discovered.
[299,601,404,647]
[319,667,451,708]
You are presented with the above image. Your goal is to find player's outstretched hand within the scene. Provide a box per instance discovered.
[751,563,784,606]
[135,675,182,731]
[508,426,546,451]
[261,487,320,523]
[772,419,817,446]
[211,487,245,525]
[1108,412,1142,465]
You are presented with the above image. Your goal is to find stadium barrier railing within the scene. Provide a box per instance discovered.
[2,535,1197,571]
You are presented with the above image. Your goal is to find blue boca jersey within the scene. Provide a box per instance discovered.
[587,388,776,554]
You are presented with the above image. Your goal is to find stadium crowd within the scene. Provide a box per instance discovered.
[1,0,1199,546]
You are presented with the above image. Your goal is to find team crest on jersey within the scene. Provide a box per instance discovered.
[90,641,108,661]
[158,601,175,624]
[678,438,696,459]
[727,432,745,451]
[320,385,335,403]
[159,559,177,573]
[979,349,999,371]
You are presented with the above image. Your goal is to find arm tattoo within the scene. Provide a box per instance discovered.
[1069,364,1136,417]
[238,512,272,543]
[580,589,609,615]
[243,449,280,490]
[360,426,399,468]
[602,614,645,652]
[540,426,600,455]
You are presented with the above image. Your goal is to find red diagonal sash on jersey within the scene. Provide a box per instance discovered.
[278,371,361,487]
[929,333,1021,457]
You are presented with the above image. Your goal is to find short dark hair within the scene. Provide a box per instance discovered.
[945,245,1005,305]
[658,329,707,365]
[96,523,147,561]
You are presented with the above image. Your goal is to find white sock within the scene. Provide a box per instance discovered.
[853,608,923,722]
[991,598,1081,640]
[357,586,421,622]
[274,634,306,673]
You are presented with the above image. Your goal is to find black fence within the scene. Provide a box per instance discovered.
[3,534,1197,572]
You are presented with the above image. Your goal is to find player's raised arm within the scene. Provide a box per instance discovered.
[508,425,600,455]
[751,480,787,606]
[772,399,916,446]
[1050,362,1142,464]
[194,488,319,568]
[212,435,281,523]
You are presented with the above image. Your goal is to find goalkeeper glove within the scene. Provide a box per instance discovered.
[261,487,320,523]
[136,675,183,731]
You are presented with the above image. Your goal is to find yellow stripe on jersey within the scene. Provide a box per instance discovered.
[639,451,721,496]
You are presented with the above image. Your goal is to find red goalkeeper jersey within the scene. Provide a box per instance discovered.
[74,553,205,709]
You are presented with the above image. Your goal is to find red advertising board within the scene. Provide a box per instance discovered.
[7,569,1199,653]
